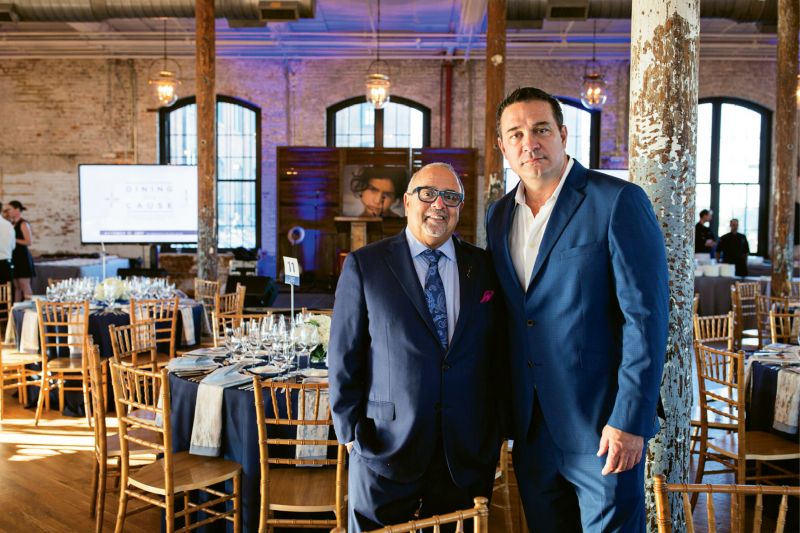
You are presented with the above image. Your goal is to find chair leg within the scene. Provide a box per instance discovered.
[19,367,27,406]
[96,459,107,533]
[165,492,175,533]
[691,449,707,509]
[184,492,192,531]
[0,380,5,421]
[234,472,242,533]
[82,373,92,427]
[58,375,65,414]
[90,459,99,517]
[114,486,128,533]
[34,376,46,426]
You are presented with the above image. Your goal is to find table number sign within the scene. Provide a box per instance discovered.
[283,256,300,286]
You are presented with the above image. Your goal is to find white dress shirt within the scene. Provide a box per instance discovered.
[510,157,574,290]
[405,227,460,343]
[0,217,15,261]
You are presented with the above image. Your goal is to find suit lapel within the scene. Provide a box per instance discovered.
[384,232,440,344]
[447,238,476,357]
[526,161,587,294]
[491,191,525,312]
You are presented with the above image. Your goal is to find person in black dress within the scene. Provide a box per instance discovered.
[717,218,751,276]
[8,200,35,301]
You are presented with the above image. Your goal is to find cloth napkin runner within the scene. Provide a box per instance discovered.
[20,309,39,353]
[773,368,800,434]
[179,306,195,345]
[190,364,250,456]
[296,378,330,461]
[67,310,85,358]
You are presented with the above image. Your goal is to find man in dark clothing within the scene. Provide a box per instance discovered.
[695,209,716,254]
[717,218,750,276]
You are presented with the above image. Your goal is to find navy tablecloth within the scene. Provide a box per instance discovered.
[748,361,798,440]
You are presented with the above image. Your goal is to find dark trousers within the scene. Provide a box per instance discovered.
[348,440,490,533]
[514,400,646,533]
[0,260,12,285]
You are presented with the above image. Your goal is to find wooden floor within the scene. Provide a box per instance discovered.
[0,394,775,533]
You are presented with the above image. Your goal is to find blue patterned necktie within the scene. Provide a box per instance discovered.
[421,249,448,350]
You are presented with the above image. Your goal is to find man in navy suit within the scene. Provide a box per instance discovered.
[487,87,669,532]
[330,162,503,532]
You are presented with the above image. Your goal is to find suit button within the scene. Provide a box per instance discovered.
[442,363,451,371]
[527,319,536,327]
[527,360,533,368]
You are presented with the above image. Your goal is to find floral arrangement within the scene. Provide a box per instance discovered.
[306,313,332,363]
[93,277,130,303]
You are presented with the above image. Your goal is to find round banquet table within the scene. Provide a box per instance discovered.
[169,369,335,532]
[13,301,202,417]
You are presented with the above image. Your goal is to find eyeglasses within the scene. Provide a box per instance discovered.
[409,186,464,207]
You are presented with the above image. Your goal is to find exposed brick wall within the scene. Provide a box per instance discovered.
[0,56,779,271]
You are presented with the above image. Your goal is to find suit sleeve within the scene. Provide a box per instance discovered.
[606,184,669,437]
[328,252,370,444]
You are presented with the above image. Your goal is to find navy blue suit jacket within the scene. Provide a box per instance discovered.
[486,160,668,453]
[329,231,503,488]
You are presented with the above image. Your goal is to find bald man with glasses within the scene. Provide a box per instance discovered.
[329,162,505,532]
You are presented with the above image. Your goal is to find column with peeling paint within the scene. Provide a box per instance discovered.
[484,0,506,205]
[771,0,799,297]
[629,1,699,531]
[196,0,218,280]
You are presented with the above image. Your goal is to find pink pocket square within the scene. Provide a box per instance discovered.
[480,290,494,303]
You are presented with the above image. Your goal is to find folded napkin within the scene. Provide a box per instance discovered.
[190,364,251,456]
[182,347,228,357]
[773,369,800,434]
[179,306,195,345]
[166,355,219,373]
[296,384,331,462]
[5,310,16,345]
[199,302,212,336]
[20,309,39,353]
[67,310,85,358]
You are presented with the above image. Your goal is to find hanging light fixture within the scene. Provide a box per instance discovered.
[580,20,607,110]
[365,0,391,109]
[148,19,181,107]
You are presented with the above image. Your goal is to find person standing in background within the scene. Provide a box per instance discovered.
[8,200,35,300]
[0,202,15,286]
[717,218,750,276]
[695,209,716,256]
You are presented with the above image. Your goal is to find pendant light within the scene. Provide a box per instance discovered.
[365,0,391,109]
[148,19,181,107]
[580,20,607,110]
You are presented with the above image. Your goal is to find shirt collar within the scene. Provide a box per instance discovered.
[513,156,574,207]
[404,226,456,263]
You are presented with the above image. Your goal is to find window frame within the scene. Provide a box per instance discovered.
[158,94,262,251]
[326,95,431,148]
[556,96,601,169]
[697,97,771,257]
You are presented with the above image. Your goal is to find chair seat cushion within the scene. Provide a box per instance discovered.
[129,450,240,495]
[268,466,342,513]
[48,358,84,372]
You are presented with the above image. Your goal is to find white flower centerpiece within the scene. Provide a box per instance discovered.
[93,277,130,305]
[306,313,332,364]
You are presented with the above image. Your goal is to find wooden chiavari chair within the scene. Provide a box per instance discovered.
[492,440,515,532]
[731,282,760,349]
[755,294,789,348]
[653,474,798,533]
[790,281,800,300]
[252,377,346,531]
[693,343,800,511]
[0,282,37,419]
[211,313,272,348]
[693,294,700,315]
[693,312,734,351]
[768,310,800,345]
[215,283,246,316]
[108,361,241,533]
[193,278,220,338]
[108,320,160,370]
[86,343,158,533]
[330,497,490,533]
[129,297,179,360]
[33,300,93,426]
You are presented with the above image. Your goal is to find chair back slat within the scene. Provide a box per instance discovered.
[109,320,159,369]
[194,278,220,305]
[109,361,169,458]
[693,312,734,351]
[755,294,789,346]
[768,310,799,345]
[129,297,179,359]
[653,475,800,533]
[363,497,489,533]
[86,343,107,463]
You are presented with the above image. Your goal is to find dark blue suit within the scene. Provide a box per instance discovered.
[486,160,669,532]
[329,231,503,531]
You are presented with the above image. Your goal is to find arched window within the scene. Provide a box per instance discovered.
[326,96,431,148]
[159,96,261,249]
[504,97,600,193]
[697,98,770,256]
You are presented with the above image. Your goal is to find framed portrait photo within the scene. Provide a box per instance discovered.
[341,165,409,218]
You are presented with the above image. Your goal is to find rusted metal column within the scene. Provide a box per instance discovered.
[771,0,799,297]
[196,0,217,280]
[629,1,699,531]
[484,0,506,205]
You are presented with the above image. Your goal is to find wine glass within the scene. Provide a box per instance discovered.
[306,326,321,366]
[292,325,309,370]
